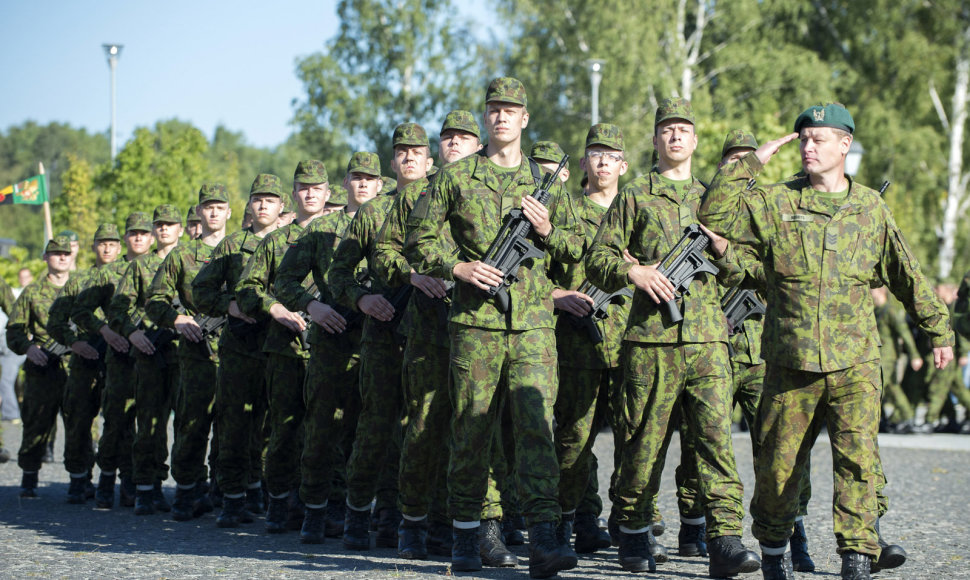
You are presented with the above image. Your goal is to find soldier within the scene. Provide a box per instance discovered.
[330,122,434,552]
[193,174,285,527]
[59,230,81,271]
[236,160,329,533]
[871,286,923,433]
[921,282,968,431]
[6,235,73,496]
[74,212,155,508]
[48,223,122,503]
[954,269,970,340]
[699,103,953,580]
[404,77,583,579]
[109,204,184,515]
[186,206,203,240]
[145,185,231,521]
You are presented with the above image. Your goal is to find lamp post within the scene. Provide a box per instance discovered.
[587,59,605,125]
[845,139,864,177]
[103,44,123,162]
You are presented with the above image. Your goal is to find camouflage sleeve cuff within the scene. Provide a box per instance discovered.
[295,293,315,313]
[348,287,370,313]
[160,307,179,328]
[932,330,956,349]
[617,261,634,284]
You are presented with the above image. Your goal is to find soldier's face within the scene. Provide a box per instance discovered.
[45,251,72,274]
[439,130,482,164]
[345,172,382,207]
[126,230,153,256]
[293,182,329,215]
[198,202,231,234]
[94,240,121,264]
[153,222,182,245]
[391,146,433,183]
[581,147,628,190]
[249,194,283,228]
[799,127,851,176]
[484,103,529,145]
[653,120,697,164]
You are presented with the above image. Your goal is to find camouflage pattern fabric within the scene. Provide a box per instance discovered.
[875,301,919,422]
[0,275,14,314]
[923,303,968,423]
[954,270,970,339]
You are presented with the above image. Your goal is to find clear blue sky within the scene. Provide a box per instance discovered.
[0,0,495,150]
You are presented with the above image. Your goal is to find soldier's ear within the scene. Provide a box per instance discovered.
[521,110,529,129]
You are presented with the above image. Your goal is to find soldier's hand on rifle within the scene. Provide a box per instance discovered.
[269,303,306,334]
[628,262,676,304]
[100,324,129,353]
[934,346,955,369]
[552,289,594,317]
[129,329,155,355]
[228,300,257,324]
[453,261,503,291]
[307,300,347,334]
[357,294,394,322]
[71,341,99,360]
[26,344,48,366]
[410,272,449,299]
[755,133,799,165]
[698,224,728,258]
[521,196,552,238]
[175,314,203,343]
[622,249,640,265]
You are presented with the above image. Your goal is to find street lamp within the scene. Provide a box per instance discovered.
[845,139,864,177]
[587,59,605,126]
[103,43,123,162]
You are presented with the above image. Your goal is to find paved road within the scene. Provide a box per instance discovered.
[1,419,968,579]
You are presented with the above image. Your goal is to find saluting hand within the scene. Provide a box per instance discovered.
[755,133,799,166]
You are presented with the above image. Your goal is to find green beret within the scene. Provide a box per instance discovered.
[249,173,285,198]
[586,123,624,151]
[198,183,229,205]
[185,205,201,224]
[381,176,397,195]
[655,97,694,127]
[294,160,329,185]
[531,141,567,164]
[793,103,855,134]
[721,129,759,159]
[393,123,430,148]
[125,212,152,233]
[45,235,72,254]
[485,77,527,107]
[347,152,382,177]
[153,204,182,225]
[93,223,121,241]
[440,110,480,139]
[58,230,79,242]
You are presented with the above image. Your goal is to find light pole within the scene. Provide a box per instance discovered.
[103,44,123,162]
[845,139,864,177]
[587,59,605,125]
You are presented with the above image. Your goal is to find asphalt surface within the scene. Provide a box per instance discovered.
[1,418,968,579]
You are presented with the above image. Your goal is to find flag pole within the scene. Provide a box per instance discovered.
[39,162,53,242]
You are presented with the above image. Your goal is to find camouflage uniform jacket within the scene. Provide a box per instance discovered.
[548,194,630,369]
[107,252,166,338]
[0,276,15,315]
[698,154,953,372]
[192,228,262,318]
[954,270,970,340]
[585,170,743,344]
[6,276,67,355]
[73,257,133,336]
[404,152,585,331]
[236,222,310,358]
[48,267,102,346]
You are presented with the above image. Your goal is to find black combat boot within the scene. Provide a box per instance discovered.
[217,495,246,528]
[708,535,761,578]
[324,500,344,538]
[790,519,816,571]
[67,476,88,504]
[617,529,656,573]
[95,472,116,509]
[287,494,305,531]
[452,526,483,572]
[343,506,371,550]
[20,471,39,498]
[152,482,171,512]
[192,481,214,518]
[871,519,907,572]
[134,488,155,515]
[679,519,708,557]
[647,528,669,563]
[761,551,795,580]
[376,507,402,548]
[502,517,525,546]
[245,485,264,515]
[481,518,516,567]
[573,511,611,553]
[300,507,326,544]
[426,520,453,556]
[841,551,872,580]
[555,513,574,550]
[208,478,223,508]
[397,518,429,559]
[265,495,289,533]
[172,486,195,521]
[529,521,578,579]
[119,475,136,507]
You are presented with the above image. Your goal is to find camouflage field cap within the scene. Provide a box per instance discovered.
[93,223,121,241]
[186,205,202,224]
[393,123,430,148]
[250,173,285,198]
[440,110,480,139]
[45,235,72,254]
[153,204,183,225]
[198,183,229,205]
[655,97,695,127]
[58,230,79,242]
[327,186,348,206]
[585,123,624,151]
[381,176,397,195]
[794,103,855,134]
[347,152,382,177]
[294,160,329,184]
[720,129,760,159]
[531,141,567,164]
[485,77,527,107]
[125,211,152,233]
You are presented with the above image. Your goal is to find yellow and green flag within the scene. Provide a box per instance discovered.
[0,175,48,205]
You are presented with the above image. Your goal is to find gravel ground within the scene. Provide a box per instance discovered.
[1,418,968,579]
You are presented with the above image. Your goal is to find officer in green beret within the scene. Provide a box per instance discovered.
[700,102,953,579]
[7,235,74,497]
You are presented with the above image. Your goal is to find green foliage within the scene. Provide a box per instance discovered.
[0,246,45,288]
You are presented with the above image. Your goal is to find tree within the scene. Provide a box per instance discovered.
[54,154,100,269]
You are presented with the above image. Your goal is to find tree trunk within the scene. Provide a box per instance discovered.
[939,24,970,281]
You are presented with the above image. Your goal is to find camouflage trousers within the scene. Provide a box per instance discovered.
[18,359,68,472]
[170,348,218,486]
[448,324,561,525]
[398,337,451,518]
[612,341,744,536]
[346,337,404,510]
[62,356,104,475]
[215,340,266,496]
[924,364,970,424]
[263,352,307,497]
[881,354,914,422]
[300,334,361,507]
[131,346,179,486]
[752,361,882,557]
[96,349,136,478]
[555,364,620,513]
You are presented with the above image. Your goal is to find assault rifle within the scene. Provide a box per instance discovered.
[480,156,568,312]
[195,313,227,356]
[27,337,72,374]
[568,281,633,344]
[655,224,719,324]
[721,286,766,337]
